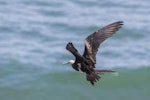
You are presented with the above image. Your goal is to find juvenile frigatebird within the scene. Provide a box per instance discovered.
[65,21,123,85]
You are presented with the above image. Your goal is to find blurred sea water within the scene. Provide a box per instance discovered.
[0,0,150,100]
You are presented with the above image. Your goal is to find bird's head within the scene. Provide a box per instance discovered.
[63,60,75,65]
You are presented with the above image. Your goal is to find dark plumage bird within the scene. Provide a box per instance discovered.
[65,21,123,85]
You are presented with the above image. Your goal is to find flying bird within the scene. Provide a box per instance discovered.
[65,21,123,85]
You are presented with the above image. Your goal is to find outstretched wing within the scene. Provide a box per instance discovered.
[83,21,123,65]
[66,42,84,63]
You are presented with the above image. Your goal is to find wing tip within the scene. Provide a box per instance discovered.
[112,21,124,30]
[116,21,124,26]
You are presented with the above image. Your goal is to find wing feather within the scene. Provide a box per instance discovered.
[83,21,123,65]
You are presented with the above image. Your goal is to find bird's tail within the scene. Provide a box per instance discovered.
[86,70,115,85]
[95,69,115,74]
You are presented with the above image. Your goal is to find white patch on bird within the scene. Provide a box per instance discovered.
[68,60,75,65]
[63,60,75,65]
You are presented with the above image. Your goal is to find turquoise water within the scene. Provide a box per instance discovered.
[0,0,150,100]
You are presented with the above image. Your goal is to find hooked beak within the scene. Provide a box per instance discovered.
[62,61,69,64]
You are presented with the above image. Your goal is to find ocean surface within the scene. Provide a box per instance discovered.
[0,0,150,100]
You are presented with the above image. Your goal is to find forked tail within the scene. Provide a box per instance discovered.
[86,70,115,85]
